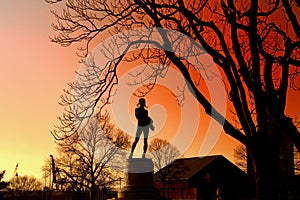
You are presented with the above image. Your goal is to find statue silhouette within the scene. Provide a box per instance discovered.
[129,98,154,159]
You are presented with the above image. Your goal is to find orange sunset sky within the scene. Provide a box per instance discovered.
[1,0,300,182]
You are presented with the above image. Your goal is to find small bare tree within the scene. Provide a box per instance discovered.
[294,146,300,175]
[0,170,8,200]
[149,138,184,199]
[7,175,42,200]
[51,113,131,200]
[41,157,52,190]
[234,145,247,173]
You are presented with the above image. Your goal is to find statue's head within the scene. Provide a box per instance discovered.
[138,98,146,107]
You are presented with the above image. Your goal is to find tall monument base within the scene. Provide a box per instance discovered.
[118,158,161,200]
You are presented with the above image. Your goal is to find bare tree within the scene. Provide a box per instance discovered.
[50,112,130,200]
[149,138,181,172]
[41,157,52,190]
[7,175,42,200]
[47,0,300,199]
[0,170,8,200]
[234,145,247,173]
[235,144,300,175]
[295,146,300,175]
[149,138,184,199]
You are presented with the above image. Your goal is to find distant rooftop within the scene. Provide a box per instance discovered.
[155,155,245,181]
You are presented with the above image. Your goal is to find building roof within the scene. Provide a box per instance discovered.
[154,155,244,181]
[173,155,220,179]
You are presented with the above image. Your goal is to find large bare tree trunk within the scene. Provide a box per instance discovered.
[252,146,279,200]
[90,186,96,200]
[249,115,294,200]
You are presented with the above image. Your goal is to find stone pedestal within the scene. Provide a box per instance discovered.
[118,158,161,200]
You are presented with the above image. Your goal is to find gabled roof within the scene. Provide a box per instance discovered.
[172,155,220,179]
[155,155,244,181]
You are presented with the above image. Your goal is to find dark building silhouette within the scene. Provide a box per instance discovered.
[154,155,254,200]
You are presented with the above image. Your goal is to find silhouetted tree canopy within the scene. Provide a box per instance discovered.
[0,170,8,200]
[7,175,42,200]
[48,0,300,199]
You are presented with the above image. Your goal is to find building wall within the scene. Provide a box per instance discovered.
[154,180,197,199]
